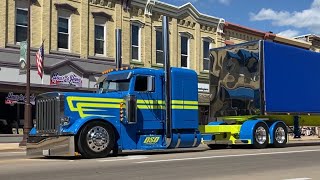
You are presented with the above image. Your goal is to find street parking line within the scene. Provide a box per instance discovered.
[135,149,320,164]
[98,155,148,162]
[283,178,311,180]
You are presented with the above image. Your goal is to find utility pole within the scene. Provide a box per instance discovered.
[19,0,32,147]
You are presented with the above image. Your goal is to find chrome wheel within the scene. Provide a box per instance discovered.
[275,126,286,144]
[86,126,109,152]
[255,126,267,145]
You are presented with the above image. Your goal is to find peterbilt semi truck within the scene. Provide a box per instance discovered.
[26,19,320,158]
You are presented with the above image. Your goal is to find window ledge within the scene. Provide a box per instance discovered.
[6,43,39,52]
[88,55,114,62]
[151,63,164,68]
[50,50,80,58]
[198,75,209,80]
[130,60,144,66]
[200,70,209,74]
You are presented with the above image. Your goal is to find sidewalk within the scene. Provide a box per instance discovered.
[0,143,25,152]
[287,135,320,146]
[0,136,319,152]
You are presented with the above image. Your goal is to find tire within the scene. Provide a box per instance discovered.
[77,121,115,159]
[252,122,269,149]
[271,123,288,148]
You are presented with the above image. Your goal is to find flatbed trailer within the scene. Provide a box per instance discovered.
[26,17,320,158]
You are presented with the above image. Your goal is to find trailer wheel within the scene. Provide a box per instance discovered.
[272,123,287,148]
[77,121,115,159]
[252,122,269,149]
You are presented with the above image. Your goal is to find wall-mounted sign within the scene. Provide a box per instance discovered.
[50,72,82,87]
[198,83,209,93]
[5,92,35,105]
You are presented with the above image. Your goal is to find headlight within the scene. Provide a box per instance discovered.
[60,117,70,126]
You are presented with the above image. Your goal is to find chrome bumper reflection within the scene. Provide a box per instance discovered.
[26,136,75,157]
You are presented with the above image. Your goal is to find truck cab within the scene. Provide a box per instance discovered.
[27,67,201,158]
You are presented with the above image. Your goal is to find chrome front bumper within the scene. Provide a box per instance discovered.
[26,136,75,157]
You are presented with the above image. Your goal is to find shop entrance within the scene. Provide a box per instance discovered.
[0,91,36,134]
[199,105,209,125]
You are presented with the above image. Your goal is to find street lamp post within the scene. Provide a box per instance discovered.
[19,0,32,147]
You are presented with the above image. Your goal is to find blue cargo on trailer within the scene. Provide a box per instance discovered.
[263,41,320,114]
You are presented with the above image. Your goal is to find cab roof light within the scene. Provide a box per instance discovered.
[101,66,135,75]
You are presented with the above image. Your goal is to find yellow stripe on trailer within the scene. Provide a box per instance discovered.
[199,125,252,145]
[199,125,242,134]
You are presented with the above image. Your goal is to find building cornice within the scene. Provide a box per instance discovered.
[224,22,312,49]
[224,22,275,39]
[91,11,112,20]
[273,35,312,49]
[54,3,78,13]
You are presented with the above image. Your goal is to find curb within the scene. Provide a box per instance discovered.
[287,141,320,147]
[0,148,25,153]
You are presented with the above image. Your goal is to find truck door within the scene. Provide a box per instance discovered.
[132,74,164,148]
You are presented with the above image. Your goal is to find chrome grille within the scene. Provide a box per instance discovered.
[36,95,63,134]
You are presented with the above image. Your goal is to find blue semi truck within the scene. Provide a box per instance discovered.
[26,20,320,158]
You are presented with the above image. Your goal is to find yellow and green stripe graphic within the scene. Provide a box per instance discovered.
[66,96,198,118]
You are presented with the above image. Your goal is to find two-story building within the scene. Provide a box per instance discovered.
[0,0,226,134]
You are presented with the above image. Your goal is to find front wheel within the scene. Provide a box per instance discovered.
[77,121,115,159]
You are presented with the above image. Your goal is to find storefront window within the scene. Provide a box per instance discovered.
[0,92,36,134]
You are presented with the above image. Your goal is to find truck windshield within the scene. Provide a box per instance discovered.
[98,79,130,93]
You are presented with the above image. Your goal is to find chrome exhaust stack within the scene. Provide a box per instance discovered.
[162,16,172,147]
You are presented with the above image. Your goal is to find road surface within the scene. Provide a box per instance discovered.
[0,145,319,180]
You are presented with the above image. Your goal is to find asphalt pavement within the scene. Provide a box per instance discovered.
[0,145,319,180]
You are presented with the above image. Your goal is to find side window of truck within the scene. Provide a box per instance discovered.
[134,76,155,92]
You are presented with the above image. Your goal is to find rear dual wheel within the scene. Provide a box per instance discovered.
[272,123,287,148]
[252,122,288,149]
[77,121,115,159]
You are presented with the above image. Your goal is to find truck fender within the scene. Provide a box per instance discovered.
[266,121,287,144]
[29,127,37,135]
[239,120,268,144]
[63,116,120,136]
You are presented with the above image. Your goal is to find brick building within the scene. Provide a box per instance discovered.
[294,34,320,52]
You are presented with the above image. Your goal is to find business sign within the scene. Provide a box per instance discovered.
[5,92,35,105]
[50,72,82,87]
[198,83,209,93]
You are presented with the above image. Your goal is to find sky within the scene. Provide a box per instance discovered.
[160,0,320,38]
